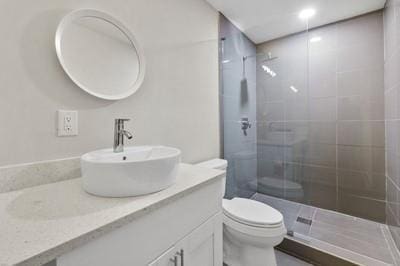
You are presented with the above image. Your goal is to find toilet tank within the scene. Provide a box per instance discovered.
[196,159,228,197]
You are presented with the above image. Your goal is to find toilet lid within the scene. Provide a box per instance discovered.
[223,198,283,227]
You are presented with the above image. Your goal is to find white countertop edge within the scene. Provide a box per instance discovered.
[0,163,224,266]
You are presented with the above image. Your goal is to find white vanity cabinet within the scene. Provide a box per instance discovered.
[57,177,223,266]
[149,213,222,266]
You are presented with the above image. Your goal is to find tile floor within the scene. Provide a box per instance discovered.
[252,193,400,266]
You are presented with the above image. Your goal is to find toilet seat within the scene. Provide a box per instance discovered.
[223,198,283,228]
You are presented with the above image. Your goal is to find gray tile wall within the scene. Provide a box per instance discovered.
[256,12,386,222]
[384,0,400,250]
[220,15,257,198]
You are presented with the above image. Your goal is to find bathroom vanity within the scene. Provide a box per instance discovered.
[0,164,224,266]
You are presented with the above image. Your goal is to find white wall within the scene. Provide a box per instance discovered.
[0,0,220,166]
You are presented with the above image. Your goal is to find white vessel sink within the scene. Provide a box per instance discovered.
[81,146,181,197]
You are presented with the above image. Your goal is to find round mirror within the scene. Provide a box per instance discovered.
[55,10,145,100]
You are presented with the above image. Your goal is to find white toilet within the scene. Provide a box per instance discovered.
[197,159,286,266]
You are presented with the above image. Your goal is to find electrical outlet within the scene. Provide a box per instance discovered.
[58,110,78,136]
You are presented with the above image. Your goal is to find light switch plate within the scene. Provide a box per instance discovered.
[57,110,78,136]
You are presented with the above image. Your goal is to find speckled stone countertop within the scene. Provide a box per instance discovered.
[0,163,224,266]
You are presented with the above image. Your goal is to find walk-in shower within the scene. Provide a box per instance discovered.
[219,9,400,264]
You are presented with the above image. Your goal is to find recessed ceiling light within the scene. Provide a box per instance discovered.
[299,8,316,20]
[310,36,322,43]
[290,85,299,93]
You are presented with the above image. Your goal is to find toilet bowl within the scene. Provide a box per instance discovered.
[196,159,287,266]
[250,176,304,201]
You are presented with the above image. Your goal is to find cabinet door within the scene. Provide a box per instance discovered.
[181,213,222,266]
[149,213,222,266]
[148,246,179,266]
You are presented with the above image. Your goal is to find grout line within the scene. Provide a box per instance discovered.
[335,49,339,212]
[387,175,400,192]
[381,224,400,265]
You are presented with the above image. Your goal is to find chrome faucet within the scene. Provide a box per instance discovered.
[113,119,133,153]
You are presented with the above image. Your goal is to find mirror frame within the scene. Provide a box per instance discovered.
[55,9,146,100]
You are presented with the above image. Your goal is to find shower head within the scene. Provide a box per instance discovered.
[260,52,278,77]
[262,56,278,62]
[262,52,278,62]
[243,52,278,62]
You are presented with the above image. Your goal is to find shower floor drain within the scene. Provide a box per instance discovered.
[296,216,312,225]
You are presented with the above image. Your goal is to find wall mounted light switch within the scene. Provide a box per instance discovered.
[57,110,78,136]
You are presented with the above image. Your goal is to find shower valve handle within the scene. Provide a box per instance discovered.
[241,117,252,130]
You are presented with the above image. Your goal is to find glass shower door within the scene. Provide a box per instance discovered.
[219,15,258,200]
[255,21,312,235]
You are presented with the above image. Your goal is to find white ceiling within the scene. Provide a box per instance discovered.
[206,0,386,44]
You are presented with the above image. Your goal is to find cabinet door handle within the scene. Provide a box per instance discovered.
[176,249,184,266]
[170,255,178,266]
